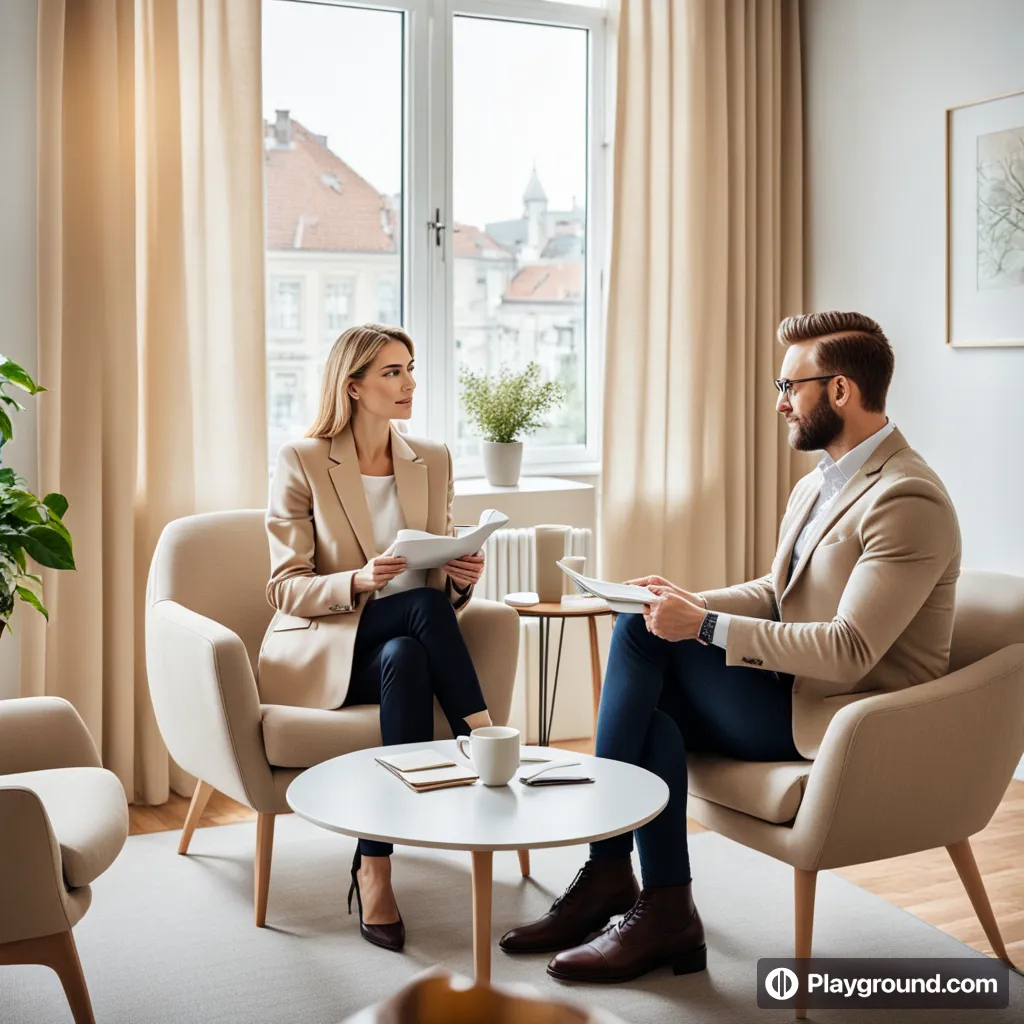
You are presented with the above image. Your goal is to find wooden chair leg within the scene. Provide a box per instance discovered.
[254,811,275,928]
[793,867,817,1020]
[177,780,214,855]
[587,616,603,729]
[517,849,531,876]
[946,838,1016,966]
[0,930,96,1024]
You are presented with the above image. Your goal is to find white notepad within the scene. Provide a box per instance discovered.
[375,749,456,773]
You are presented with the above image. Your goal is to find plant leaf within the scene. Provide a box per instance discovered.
[15,585,48,620]
[20,524,75,570]
[0,409,11,443]
[42,493,69,519]
[0,395,25,411]
[0,359,44,395]
[0,468,15,485]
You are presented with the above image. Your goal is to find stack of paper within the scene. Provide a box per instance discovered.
[375,749,479,792]
[556,561,662,614]
[390,509,509,571]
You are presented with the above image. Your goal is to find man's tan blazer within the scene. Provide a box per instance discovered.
[257,424,472,709]
[699,428,961,760]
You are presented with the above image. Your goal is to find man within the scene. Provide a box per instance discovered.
[500,311,961,983]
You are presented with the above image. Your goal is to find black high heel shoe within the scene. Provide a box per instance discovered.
[348,848,405,952]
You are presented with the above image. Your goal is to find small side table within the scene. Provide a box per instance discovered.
[510,601,612,746]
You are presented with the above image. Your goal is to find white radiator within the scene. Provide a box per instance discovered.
[478,527,593,602]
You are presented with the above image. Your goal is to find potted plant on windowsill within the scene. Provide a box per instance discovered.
[0,358,75,635]
[459,361,566,487]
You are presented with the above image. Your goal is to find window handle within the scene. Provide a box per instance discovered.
[427,208,445,247]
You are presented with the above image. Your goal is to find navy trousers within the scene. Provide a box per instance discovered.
[589,612,805,887]
[342,586,488,856]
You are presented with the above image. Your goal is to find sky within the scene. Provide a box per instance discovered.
[262,0,589,231]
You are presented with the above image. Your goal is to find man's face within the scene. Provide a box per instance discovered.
[776,341,844,452]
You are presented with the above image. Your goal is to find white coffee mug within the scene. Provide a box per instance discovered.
[456,726,521,786]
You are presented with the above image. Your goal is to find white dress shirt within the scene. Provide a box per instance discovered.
[361,474,428,599]
[710,420,896,649]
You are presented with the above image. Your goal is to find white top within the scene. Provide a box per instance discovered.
[711,420,896,649]
[361,474,428,599]
[286,740,669,852]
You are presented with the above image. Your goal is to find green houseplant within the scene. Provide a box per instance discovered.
[459,361,565,486]
[0,358,75,634]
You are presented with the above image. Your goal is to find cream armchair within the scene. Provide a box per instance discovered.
[145,509,520,928]
[0,696,129,1024]
[686,569,1024,1016]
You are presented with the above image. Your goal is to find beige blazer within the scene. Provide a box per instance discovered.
[257,424,472,709]
[699,428,961,760]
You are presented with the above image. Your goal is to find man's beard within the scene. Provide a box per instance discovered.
[790,386,844,451]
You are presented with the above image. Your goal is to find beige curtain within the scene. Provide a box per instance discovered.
[601,0,808,590]
[25,0,267,804]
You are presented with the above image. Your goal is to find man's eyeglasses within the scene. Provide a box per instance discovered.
[773,375,839,398]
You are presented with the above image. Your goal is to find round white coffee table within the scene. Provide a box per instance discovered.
[286,740,668,982]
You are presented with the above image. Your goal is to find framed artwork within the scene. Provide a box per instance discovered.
[946,88,1024,347]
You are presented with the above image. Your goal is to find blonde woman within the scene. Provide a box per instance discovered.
[259,323,491,953]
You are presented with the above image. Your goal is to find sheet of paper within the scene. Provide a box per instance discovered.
[390,508,509,571]
[375,749,456,773]
[556,560,662,613]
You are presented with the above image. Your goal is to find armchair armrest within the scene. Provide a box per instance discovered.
[794,643,1024,870]
[0,697,100,776]
[145,600,278,811]
[457,599,520,727]
[0,786,73,944]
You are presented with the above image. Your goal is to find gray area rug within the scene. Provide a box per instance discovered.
[2,814,1021,1023]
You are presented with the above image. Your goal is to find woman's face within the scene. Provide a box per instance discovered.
[349,340,415,421]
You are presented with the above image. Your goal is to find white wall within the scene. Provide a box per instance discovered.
[802,0,1024,576]
[0,0,39,700]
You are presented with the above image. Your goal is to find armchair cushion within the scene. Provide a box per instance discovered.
[261,704,383,768]
[0,767,128,888]
[687,753,811,824]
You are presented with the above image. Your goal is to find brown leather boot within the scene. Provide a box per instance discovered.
[546,883,706,982]
[499,857,640,954]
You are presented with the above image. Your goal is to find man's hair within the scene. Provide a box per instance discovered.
[777,311,894,413]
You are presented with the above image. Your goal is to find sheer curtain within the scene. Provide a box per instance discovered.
[600,0,808,590]
[25,0,267,804]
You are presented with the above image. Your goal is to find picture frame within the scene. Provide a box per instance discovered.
[945,88,1024,348]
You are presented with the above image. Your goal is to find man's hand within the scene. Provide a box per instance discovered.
[626,575,704,606]
[643,586,707,642]
[445,551,484,590]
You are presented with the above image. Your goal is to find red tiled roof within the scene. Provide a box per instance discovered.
[453,223,511,258]
[264,118,396,253]
[503,262,583,302]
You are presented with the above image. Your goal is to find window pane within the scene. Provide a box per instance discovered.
[453,17,589,457]
[262,0,404,465]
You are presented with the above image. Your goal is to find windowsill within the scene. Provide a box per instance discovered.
[454,461,601,482]
[454,474,596,497]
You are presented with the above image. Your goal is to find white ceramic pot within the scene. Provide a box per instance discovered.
[481,440,524,487]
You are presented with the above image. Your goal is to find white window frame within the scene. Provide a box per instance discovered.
[267,0,609,477]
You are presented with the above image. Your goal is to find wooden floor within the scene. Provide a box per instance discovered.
[131,740,1024,965]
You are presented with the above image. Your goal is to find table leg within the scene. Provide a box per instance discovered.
[471,850,494,983]
[538,617,553,746]
[517,849,531,876]
[588,615,603,728]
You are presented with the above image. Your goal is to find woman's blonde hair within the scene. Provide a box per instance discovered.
[306,323,415,438]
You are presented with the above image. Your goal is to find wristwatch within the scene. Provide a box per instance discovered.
[697,610,718,646]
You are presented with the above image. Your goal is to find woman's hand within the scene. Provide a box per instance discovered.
[445,551,484,591]
[642,586,707,642]
[353,547,408,594]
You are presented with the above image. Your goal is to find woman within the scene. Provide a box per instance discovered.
[259,323,491,953]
